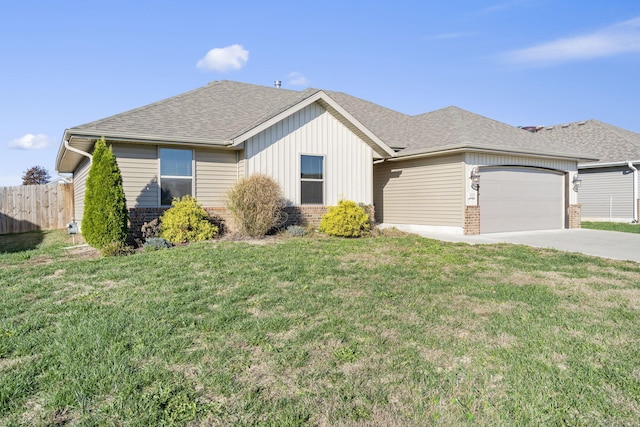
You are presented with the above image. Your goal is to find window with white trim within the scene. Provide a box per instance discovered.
[301,155,324,204]
[160,148,193,205]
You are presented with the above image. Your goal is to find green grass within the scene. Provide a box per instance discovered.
[582,221,640,234]
[1,230,639,426]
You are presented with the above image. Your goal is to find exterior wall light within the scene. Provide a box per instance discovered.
[572,173,582,192]
[470,167,480,191]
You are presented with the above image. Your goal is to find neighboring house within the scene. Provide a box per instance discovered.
[55,80,595,236]
[528,121,640,223]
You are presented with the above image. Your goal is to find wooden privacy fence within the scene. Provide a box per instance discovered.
[0,183,74,234]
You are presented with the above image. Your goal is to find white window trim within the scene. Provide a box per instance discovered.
[158,147,195,206]
[300,153,325,205]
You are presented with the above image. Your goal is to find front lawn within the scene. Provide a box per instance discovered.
[1,230,639,426]
[582,221,640,234]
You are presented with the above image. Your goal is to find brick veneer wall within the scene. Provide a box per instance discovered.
[127,204,375,242]
[464,205,480,235]
[568,204,581,229]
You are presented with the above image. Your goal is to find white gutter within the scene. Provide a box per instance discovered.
[628,161,638,223]
[579,159,640,169]
[64,139,92,163]
[67,129,232,147]
[388,146,593,163]
[54,174,73,183]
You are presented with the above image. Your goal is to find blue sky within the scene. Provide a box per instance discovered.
[2,0,640,185]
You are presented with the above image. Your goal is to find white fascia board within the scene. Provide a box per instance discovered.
[56,129,233,172]
[230,91,396,158]
[318,94,396,157]
[391,146,587,163]
[579,159,640,169]
[65,129,231,147]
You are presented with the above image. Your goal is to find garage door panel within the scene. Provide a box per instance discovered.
[480,167,564,233]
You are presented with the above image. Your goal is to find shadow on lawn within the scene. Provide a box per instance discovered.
[0,214,45,253]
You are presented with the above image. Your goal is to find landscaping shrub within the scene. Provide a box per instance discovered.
[226,174,285,237]
[101,241,135,257]
[159,196,218,244]
[141,218,161,241]
[82,137,129,249]
[143,237,172,251]
[319,200,370,237]
[285,225,307,237]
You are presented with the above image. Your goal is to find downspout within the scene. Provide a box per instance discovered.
[628,161,638,223]
[63,139,93,225]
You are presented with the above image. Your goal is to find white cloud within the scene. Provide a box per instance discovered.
[505,17,640,66]
[196,44,249,72]
[286,71,309,86]
[8,133,51,150]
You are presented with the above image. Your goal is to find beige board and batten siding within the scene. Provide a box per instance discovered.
[112,144,159,208]
[244,102,374,205]
[195,148,239,206]
[373,155,465,227]
[73,158,91,225]
[580,167,635,221]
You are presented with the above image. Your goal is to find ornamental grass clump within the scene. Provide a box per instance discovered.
[319,200,370,237]
[226,174,285,237]
[159,196,218,244]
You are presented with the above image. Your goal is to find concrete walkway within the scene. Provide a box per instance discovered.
[380,225,640,263]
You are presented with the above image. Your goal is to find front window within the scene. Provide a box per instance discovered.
[160,148,193,205]
[301,155,324,204]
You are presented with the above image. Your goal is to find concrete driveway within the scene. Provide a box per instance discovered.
[381,226,640,263]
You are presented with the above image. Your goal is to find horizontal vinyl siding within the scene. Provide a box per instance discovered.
[112,144,158,208]
[73,158,91,224]
[195,149,238,206]
[580,167,634,220]
[245,102,374,205]
[374,155,464,226]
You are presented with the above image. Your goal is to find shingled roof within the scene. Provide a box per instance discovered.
[397,106,595,159]
[69,81,317,144]
[533,120,640,166]
[58,80,595,172]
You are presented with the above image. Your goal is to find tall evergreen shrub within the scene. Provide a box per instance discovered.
[82,137,129,249]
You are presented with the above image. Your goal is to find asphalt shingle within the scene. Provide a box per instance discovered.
[67,80,593,161]
[535,120,640,164]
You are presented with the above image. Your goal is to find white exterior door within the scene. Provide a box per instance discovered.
[480,167,565,233]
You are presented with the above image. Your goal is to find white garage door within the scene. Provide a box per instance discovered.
[480,167,565,233]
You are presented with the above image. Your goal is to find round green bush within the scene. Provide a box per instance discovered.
[159,196,218,244]
[319,200,370,237]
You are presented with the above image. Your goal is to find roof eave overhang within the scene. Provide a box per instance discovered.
[389,145,598,162]
[579,159,640,169]
[230,91,396,158]
[65,129,231,147]
[56,128,233,173]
